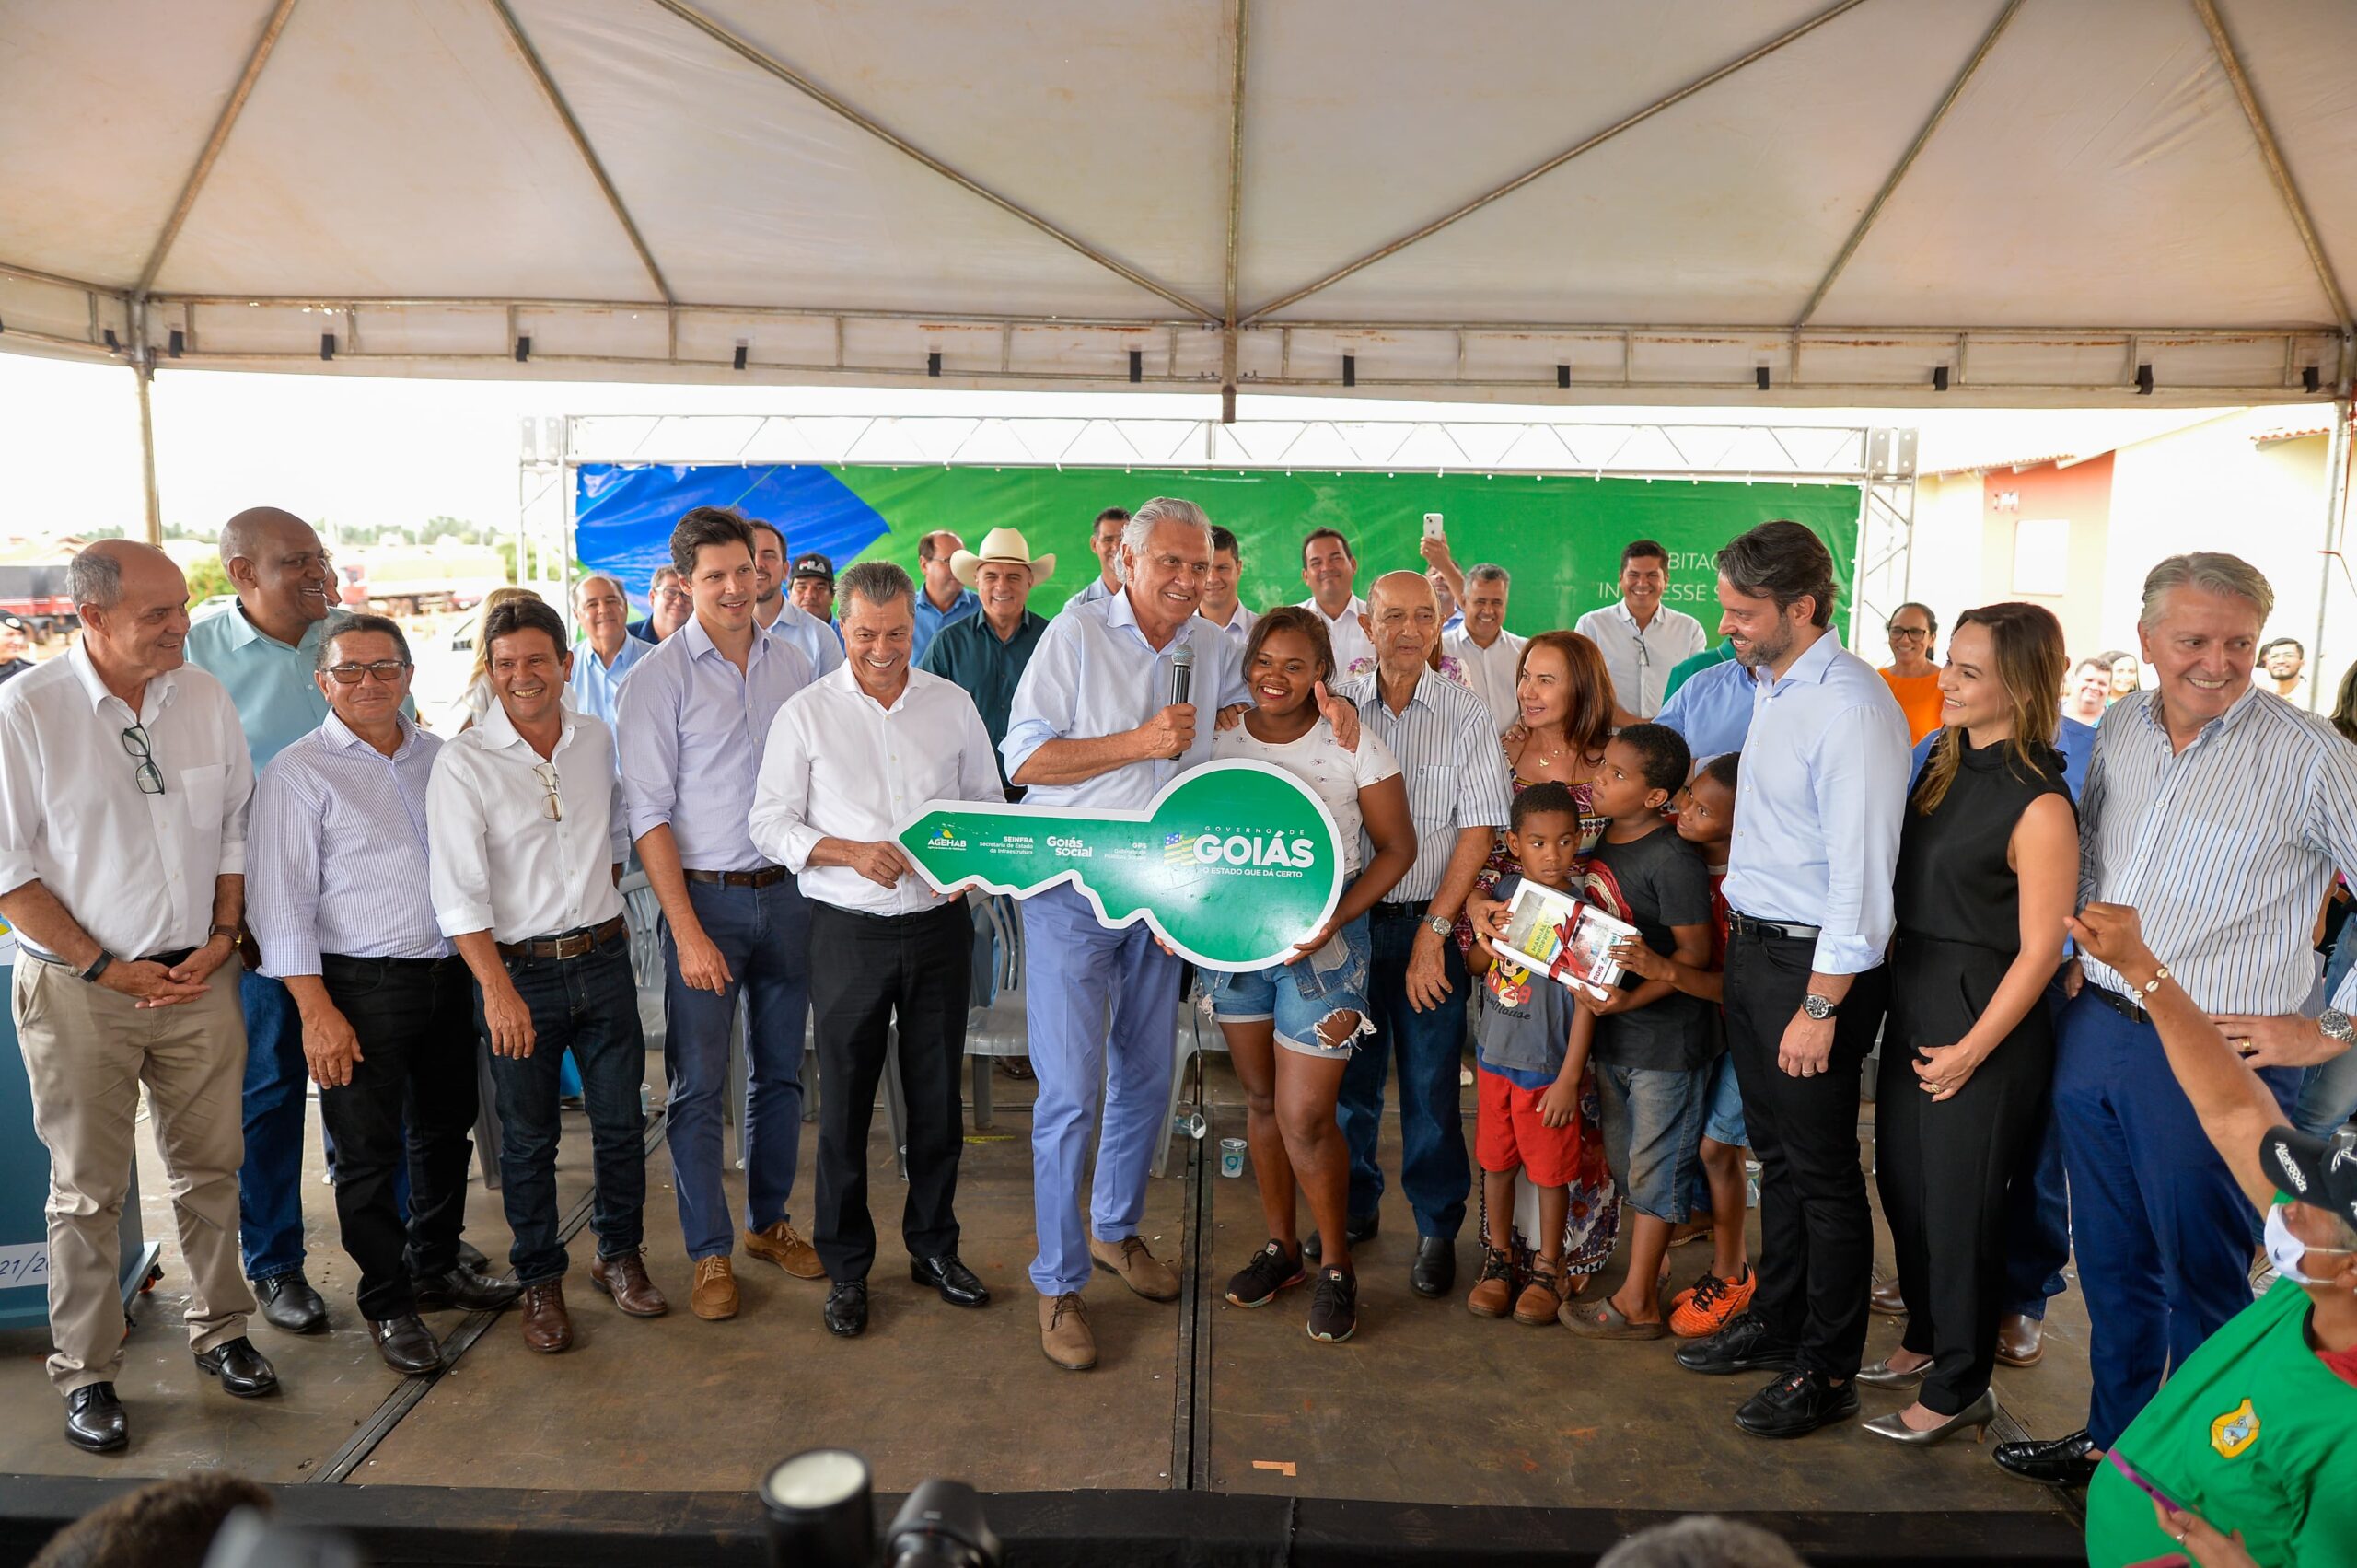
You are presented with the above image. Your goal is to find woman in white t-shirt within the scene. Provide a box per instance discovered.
[1208,606,1416,1344]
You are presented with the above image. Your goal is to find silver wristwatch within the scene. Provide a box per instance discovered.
[2320,1008,2354,1045]
[1426,914,1453,938]
[1802,992,1840,1021]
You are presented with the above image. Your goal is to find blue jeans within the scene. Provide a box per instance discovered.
[482,942,648,1285]
[1595,1061,1711,1224]
[2053,989,2299,1447]
[238,969,309,1282]
[1207,912,1374,1059]
[1999,977,2075,1320]
[661,877,810,1261]
[1020,884,1179,1296]
[2297,920,2357,1136]
[1337,908,1471,1240]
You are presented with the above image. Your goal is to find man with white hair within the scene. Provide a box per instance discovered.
[1997,552,2357,1489]
[1003,497,1250,1371]
[1435,557,1525,734]
[566,573,647,728]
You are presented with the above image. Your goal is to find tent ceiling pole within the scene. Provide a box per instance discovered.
[1237,0,1871,325]
[2313,399,2353,714]
[644,0,1218,323]
[1220,0,1248,424]
[133,298,162,548]
[488,0,673,307]
[136,0,299,297]
[0,260,127,298]
[2189,0,2351,329]
[1795,0,2022,328]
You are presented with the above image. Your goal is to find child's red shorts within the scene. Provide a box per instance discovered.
[1475,1064,1583,1188]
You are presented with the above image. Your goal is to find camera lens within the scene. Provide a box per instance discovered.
[760,1448,874,1568]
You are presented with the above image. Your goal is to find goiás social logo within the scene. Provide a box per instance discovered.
[1048,834,1093,860]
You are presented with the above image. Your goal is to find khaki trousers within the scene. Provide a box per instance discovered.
[12,954,255,1394]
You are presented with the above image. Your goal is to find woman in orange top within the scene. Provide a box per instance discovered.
[1879,601,1944,744]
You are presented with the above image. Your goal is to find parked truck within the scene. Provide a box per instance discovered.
[0,563,75,638]
[336,545,507,615]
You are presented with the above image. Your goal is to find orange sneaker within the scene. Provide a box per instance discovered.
[1668,1265,1755,1339]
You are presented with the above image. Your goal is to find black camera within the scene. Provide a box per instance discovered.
[761,1449,1002,1568]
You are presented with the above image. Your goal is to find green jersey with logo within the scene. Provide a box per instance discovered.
[2086,1272,2357,1567]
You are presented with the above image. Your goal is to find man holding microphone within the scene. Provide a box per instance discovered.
[1001,497,1250,1370]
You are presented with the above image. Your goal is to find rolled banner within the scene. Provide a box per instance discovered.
[895,760,1344,971]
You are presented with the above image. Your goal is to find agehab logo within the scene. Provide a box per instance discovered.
[928,823,967,851]
[1189,830,1318,869]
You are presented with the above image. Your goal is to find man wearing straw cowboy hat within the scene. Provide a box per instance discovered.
[917,528,1056,801]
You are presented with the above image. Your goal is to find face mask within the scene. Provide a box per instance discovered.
[2263,1202,2357,1288]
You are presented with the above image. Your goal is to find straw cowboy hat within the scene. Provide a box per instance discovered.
[950,527,1056,587]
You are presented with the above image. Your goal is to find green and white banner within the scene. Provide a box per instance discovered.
[895,761,1343,971]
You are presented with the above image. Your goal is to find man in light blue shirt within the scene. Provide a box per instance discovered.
[747,520,845,679]
[910,531,979,665]
[565,573,647,729]
[1673,520,1909,1442]
[617,508,820,1318]
[182,506,366,1336]
[1060,506,1130,616]
[1002,498,1248,1370]
[1655,652,1758,762]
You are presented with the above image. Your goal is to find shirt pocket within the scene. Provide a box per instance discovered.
[1411,763,1455,819]
[179,762,230,833]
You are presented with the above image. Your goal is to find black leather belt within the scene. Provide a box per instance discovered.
[497,915,628,962]
[139,947,198,969]
[1372,900,1429,922]
[1726,911,1821,943]
[684,866,789,889]
[2087,984,2151,1025]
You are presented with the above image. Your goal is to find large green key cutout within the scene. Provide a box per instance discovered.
[896,760,1344,971]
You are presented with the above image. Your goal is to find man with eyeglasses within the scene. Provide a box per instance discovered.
[0,541,275,1453]
[249,615,521,1375]
[1576,540,1708,723]
[1878,602,1944,745]
[628,565,692,645]
[618,506,822,1323]
[428,596,664,1353]
[185,507,413,1340]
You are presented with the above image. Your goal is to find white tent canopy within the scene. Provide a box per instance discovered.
[4,0,2353,405]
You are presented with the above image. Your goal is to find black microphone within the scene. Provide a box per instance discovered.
[1167,643,1194,709]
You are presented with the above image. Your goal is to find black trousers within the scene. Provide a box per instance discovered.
[1877,935,2055,1414]
[1722,926,1888,1380]
[809,899,974,1283]
[316,954,481,1320]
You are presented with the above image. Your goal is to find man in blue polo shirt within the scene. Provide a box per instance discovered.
[910,531,979,665]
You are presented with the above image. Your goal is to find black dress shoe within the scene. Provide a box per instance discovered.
[1301,1213,1378,1261]
[1993,1428,2100,1488]
[254,1272,328,1334]
[194,1336,280,1398]
[1410,1236,1456,1297]
[911,1254,990,1307]
[412,1261,524,1313]
[824,1280,869,1337]
[1735,1369,1859,1438]
[64,1383,127,1453]
[369,1314,442,1375]
[455,1238,491,1272]
[1675,1309,1799,1376]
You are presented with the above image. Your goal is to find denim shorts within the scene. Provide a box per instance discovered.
[1209,912,1374,1059]
[1701,1051,1747,1147]
[1594,1060,1713,1224]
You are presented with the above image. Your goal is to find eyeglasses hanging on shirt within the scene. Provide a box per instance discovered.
[120,724,164,796]
[531,761,563,821]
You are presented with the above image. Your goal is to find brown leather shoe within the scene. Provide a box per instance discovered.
[1467,1246,1516,1318]
[1513,1264,1565,1326]
[518,1282,572,1353]
[1038,1292,1097,1370]
[1995,1312,2045,1367]
[1869,1275,1907,1317]
[744,1221,825,1281]
[690,1256,740,1320]
[1088,1235,1178,1302]
[589,1251,669,1318]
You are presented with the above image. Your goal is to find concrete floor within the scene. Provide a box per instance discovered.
[0,1033,2086,1535]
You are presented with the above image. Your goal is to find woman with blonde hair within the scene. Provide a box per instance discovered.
[1862,601,2079,1444]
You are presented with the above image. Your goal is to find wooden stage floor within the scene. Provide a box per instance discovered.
[0,1030,2090,1555]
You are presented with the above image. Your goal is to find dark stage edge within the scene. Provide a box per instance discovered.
[0,1476,2086,1567]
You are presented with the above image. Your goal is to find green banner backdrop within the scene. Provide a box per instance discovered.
[830,468,1863,635]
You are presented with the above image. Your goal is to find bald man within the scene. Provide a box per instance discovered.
[1,541,275,1451]
[184,507,407,1336]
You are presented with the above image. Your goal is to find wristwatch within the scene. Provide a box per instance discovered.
[1425,914,1454,938]
[208,923,241,945]
[2321,1008,2354,1046]
[1801,992,1841,1021]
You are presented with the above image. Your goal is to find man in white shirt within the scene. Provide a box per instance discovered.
[1575,539,1707,722]
[1297,528,1375,678]
[1062,506,1130,615]
[0,541,275,1453]
[249,613,520,1374]
[751,562,1004,1339]
[429,597,665,1356]
[747,518,845,679]
[1437,560,1525,734]
[1200,524,1255,649]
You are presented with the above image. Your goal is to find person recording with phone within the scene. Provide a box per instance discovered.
[1001,497,1251,1371]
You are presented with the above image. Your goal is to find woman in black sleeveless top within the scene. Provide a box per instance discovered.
[1862,603,2079,1445]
